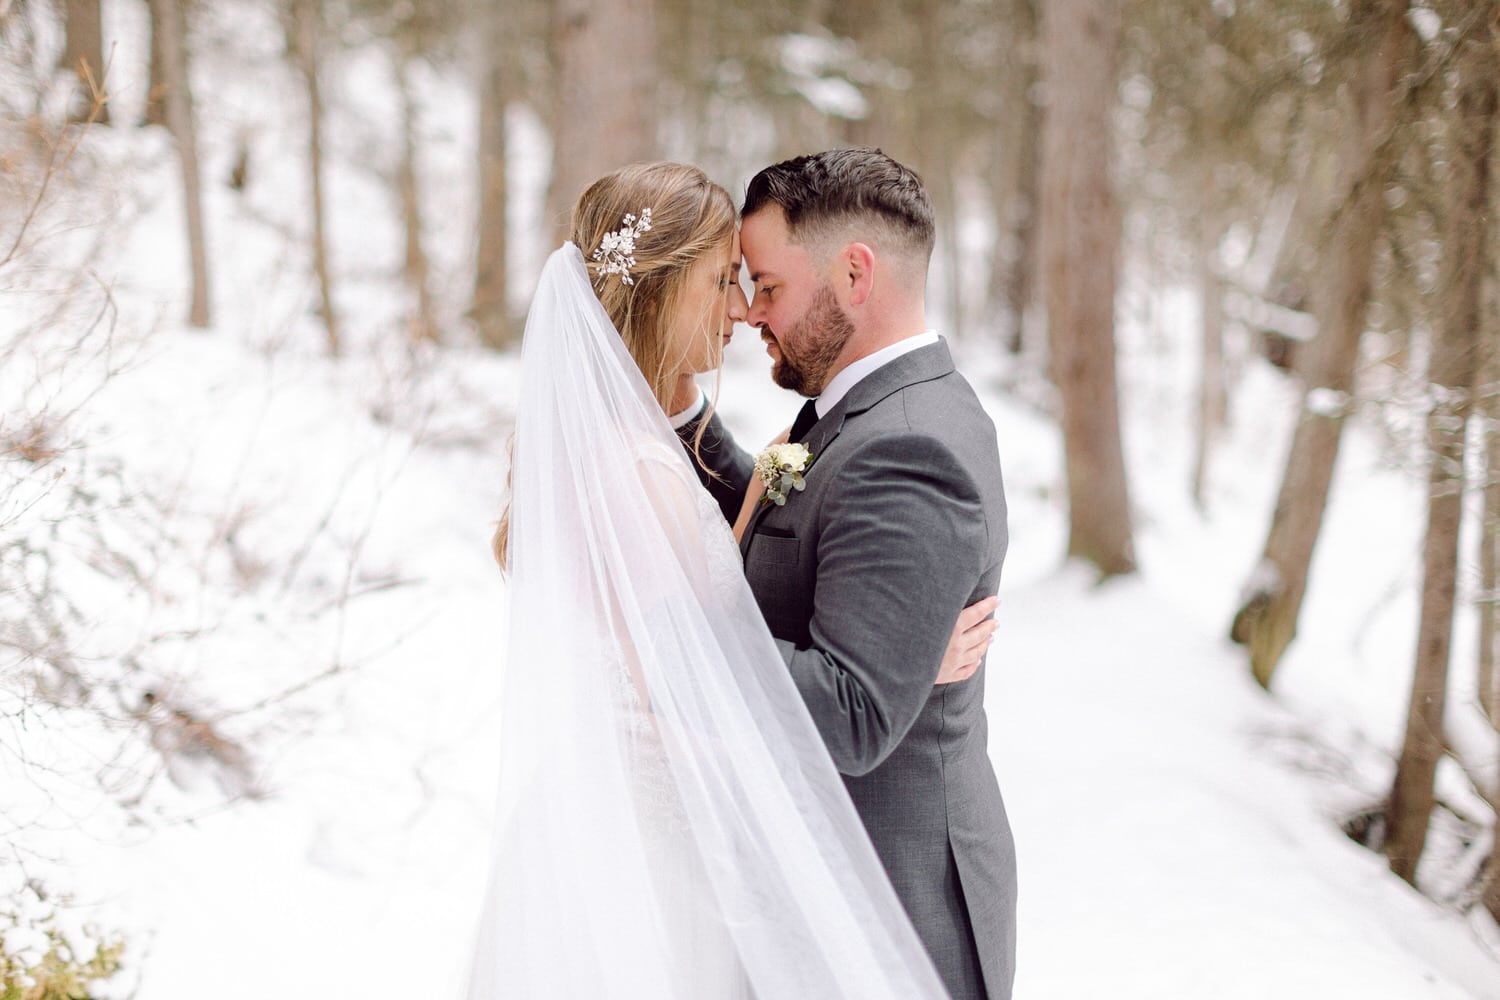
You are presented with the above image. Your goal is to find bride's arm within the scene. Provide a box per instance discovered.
[731,427,788,543]
[605,446,725,716]
[730,481,764,542]
[675,399,755,526]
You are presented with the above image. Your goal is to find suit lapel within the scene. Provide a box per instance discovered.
[739,403,846,551]
[739,464,789,553]
[739,339,957,556]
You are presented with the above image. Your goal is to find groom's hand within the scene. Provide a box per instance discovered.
[936,595,998,685]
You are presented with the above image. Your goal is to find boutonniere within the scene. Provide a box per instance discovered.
[754,442,813,506]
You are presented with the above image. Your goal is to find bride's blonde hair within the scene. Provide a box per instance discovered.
[492,162,738,569]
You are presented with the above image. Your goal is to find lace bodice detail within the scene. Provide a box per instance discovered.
[612,438,746,827]
[637,438,745,608]
[691,472,747,609]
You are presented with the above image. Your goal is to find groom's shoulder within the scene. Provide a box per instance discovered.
[824,375,993,481]
[883,366,995,438]
[869,371,1004,489]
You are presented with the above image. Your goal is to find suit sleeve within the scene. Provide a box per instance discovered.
[779,433,986,776]
[676,409,753,525]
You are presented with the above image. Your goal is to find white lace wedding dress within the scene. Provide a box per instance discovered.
[465,244,950,1000]
[611,441,752,998]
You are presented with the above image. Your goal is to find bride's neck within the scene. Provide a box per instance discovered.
[668,372,699,416]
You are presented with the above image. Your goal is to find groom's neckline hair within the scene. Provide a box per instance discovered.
[741,148,936,262]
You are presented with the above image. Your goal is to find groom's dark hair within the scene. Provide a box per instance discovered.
[742,148,936,267]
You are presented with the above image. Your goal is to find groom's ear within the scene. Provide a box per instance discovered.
[841,242,876,307]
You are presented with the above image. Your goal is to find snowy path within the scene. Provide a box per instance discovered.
[992,567,1500,999]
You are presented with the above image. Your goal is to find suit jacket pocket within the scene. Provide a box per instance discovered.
[745,533,808,643]
[750,532,801,565]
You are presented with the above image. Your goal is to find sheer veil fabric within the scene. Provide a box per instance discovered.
[466,244,950,999]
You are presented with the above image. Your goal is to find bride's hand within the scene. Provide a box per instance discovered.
[936,596,999,685]
[732,426,792,542]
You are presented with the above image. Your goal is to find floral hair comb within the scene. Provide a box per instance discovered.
[591,208,653,286]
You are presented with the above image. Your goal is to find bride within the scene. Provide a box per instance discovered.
[470,162,994,999]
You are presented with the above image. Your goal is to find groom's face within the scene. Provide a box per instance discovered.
[741,207,855,398]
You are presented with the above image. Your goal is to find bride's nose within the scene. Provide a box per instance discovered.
[728,284,749,323]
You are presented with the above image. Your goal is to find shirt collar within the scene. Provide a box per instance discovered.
[668,387,707,430]
[814,331,940,418]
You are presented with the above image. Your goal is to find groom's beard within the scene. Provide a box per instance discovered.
[767,284,854,398]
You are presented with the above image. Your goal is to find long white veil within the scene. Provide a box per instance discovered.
[467,244,949,999]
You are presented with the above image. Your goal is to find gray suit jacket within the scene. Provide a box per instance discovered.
[693,341,1016,1000]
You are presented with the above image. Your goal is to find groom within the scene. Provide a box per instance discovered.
[682,148,1016,1000]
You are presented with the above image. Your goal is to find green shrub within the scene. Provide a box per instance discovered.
[1,886,127,1000]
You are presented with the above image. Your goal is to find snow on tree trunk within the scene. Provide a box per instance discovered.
[1037,0,1135,578]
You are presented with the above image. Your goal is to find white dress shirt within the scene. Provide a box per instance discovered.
[668,387,707,429]
[670,331,940,429]
[814,331,940,418]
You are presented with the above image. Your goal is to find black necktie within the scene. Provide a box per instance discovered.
[789,399,819,443]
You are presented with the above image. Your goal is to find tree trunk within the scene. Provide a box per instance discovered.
[60,0,108,124]
[943,169,964,339]
[1473,26,1500,925]
[1482,383,1500,728]
[151,0,209,327]
[1249,154,1321,372]
[1037,0,1135,578]
[1192,180,1226,509]
[1488,857,1500,941]
[545,0,658,245]
[679,0,708,157]
[472,3,512,349]
[830,0,882,150]
[914,9,964,340]
[989,0,1040,355]
[1229,0,1410,689]
[1482,322,1499,727]
[1480,165,1500,728]
[396,58,436,345]
[1384,30,1492,887]
[1483,357,1500,921]
[144,0,167,128]
[290,0,339,356]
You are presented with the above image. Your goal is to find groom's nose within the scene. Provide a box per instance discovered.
[747,294,768,329]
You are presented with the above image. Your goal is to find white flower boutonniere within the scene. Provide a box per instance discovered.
[755,442,813,507]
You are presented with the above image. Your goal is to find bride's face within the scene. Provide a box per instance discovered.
[669,231,748,376]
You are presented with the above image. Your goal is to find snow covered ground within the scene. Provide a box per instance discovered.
[5,3,1500,996]
[18,304,1500,1000]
